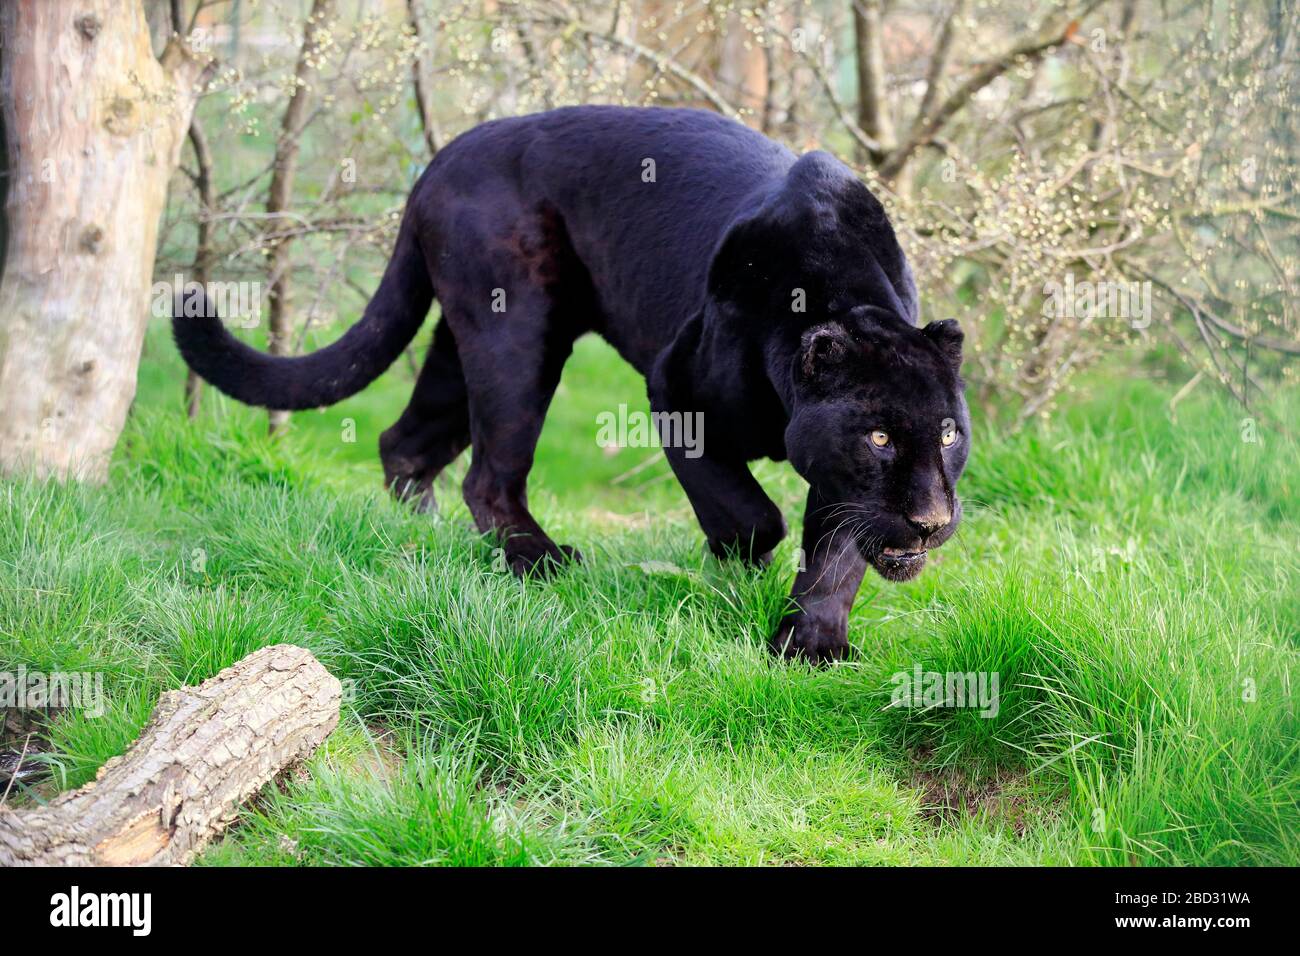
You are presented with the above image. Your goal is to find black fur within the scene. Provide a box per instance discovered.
[173,106,970,662]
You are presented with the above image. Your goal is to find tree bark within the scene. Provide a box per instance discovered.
[265,0,337,434]
[0,645,341,866]
[406,0,442,156]
[853,0,896,164]
[915,0,967,128]
[0,0,209,481]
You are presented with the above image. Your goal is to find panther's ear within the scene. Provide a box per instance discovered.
[797,322,855,385]
[923,319,964,370]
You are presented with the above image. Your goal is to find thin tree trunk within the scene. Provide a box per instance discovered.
[265,0,336,434]
[406,0,441,156]
[916,0,966,127]
[0,0,208,481]
[0,645,340,866]
[184,119,215,419]
[171,0,213,420]
[852,0,896,165]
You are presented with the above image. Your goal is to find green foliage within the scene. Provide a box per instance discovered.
[2,333,1296,866]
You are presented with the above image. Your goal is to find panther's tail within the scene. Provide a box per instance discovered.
[172,220,432,410]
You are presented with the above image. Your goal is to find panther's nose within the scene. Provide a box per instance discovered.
[906,509,951,541]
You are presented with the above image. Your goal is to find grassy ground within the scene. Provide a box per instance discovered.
[3,322,1297,866]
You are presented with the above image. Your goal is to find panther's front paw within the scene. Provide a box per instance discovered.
[769,611,849,664]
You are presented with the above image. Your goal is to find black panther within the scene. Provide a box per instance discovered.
[173,106,970,663]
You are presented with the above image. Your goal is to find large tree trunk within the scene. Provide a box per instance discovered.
[0,645,341,866]
[0,0,208,481]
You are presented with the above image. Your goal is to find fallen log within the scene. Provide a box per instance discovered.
[0,644,340,866]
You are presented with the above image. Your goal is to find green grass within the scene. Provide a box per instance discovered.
[1,323,1296,866]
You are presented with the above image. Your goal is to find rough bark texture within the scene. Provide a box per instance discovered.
[0,0,209,481]
[0,645,340,866]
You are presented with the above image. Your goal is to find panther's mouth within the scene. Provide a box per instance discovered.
[870,547,928,581]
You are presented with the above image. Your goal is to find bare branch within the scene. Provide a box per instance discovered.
[915,0,967,127]
[515,12,741,120]
[880,1,1107,179]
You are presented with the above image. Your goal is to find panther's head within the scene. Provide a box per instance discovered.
[784,307,969,581]
[701,151,968,579]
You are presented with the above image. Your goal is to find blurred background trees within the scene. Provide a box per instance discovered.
[138,0,1300,429]
[149,0,1289,429]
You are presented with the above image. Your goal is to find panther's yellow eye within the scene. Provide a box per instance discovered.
[941,425,958,447]
[870,430,890,447]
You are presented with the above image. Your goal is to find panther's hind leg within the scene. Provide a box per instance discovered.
[442,287,580,578]
[379,320,470,513]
